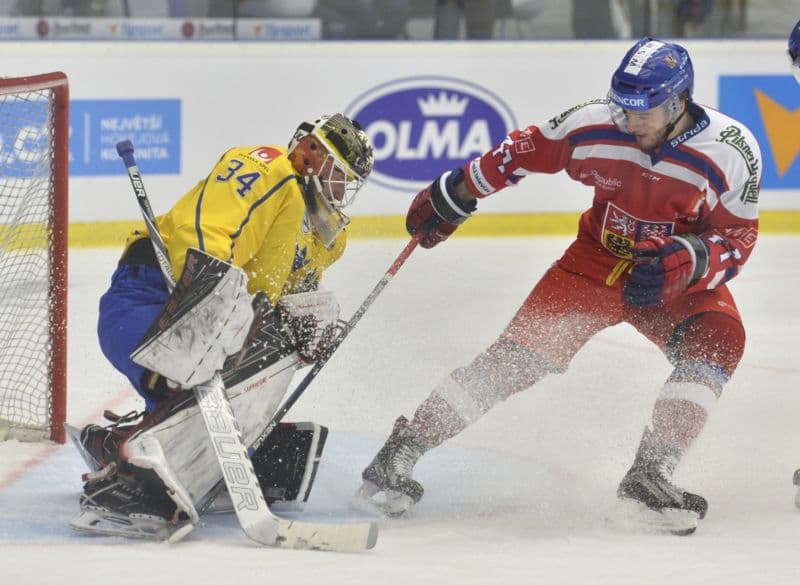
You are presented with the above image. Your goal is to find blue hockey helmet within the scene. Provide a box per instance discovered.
[789,19,800,84]
[608,38,693,130]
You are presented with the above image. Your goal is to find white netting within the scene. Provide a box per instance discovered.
[0,77,65,442]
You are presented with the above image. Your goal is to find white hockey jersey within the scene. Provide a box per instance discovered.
[464,100,762,293]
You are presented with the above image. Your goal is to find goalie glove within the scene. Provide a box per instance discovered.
[278,290,340,364]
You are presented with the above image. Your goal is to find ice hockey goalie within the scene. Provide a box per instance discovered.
[69,249,339,541]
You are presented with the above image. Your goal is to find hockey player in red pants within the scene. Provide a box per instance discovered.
[788,18,800,509]
[358,37,762,535]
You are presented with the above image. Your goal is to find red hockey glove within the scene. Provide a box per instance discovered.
[406,168,477,249]
[623,234,709,307]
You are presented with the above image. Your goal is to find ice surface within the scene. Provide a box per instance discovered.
[2,236,799,585]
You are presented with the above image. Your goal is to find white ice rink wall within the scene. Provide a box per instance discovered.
[1,40,796,229]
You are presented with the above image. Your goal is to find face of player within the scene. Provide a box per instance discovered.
[316,154,363,208]
[624,105,673,151]
[319,157,347,203]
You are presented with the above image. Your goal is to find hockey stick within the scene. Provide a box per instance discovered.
[199,232,422,513]
[116,140,378,552]
[257,231,422,445]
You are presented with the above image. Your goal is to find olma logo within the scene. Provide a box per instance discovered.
[346,76,516,191]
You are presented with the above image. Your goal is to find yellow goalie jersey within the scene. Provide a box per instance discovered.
[126,145,346,305]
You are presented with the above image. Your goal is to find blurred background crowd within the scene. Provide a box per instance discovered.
[0,0,791,40]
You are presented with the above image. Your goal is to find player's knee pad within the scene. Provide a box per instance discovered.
[657,361,727,418]
[433,339,552,424]
[659,312,744,416]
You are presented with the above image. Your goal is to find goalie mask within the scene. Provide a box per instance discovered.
[789,19,800,85]
[607,38,694,141]
[288,114,374,248]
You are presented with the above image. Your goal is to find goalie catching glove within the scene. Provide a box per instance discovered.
[406,168,476,248]
[278,290,340,364]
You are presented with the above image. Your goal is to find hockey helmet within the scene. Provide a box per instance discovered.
[288,113,373,208]
[288,114,374,247]
[608,37,694,132]
[789,19,800,84]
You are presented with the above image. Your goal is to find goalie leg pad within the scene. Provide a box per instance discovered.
[80,298,303,540]
[122,349,300,509]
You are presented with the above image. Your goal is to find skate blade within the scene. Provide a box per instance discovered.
[351,482,414,518]
[70,507,180,541]
[612,499,700,536]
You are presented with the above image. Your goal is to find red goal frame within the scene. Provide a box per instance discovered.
[0,72,68,443]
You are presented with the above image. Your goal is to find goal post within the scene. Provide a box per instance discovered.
[0,72,69,444]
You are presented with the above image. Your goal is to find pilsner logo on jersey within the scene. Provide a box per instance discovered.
[346,77,516,190]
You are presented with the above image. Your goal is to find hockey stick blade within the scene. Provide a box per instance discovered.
[610,499,700,536]
[275,518,378,552]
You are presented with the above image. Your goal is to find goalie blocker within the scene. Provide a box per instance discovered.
[71,249,332,539]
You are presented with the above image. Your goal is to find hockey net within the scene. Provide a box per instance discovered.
[0,73,68,443]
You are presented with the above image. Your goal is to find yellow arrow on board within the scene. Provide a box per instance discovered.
[755,89,800,177]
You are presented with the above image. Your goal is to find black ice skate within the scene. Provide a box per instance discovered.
[66,410,142,473]
[616,427,708,536]
[70,472,189,541]
[356,416,426,517]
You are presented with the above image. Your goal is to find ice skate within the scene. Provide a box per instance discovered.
[70,472,190,541]
[616,427,707,536]
[356,416,426,517]
[67,411,142,473]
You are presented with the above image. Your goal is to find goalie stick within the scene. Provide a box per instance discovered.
[260,231,422,441]
[116,140,378,552]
